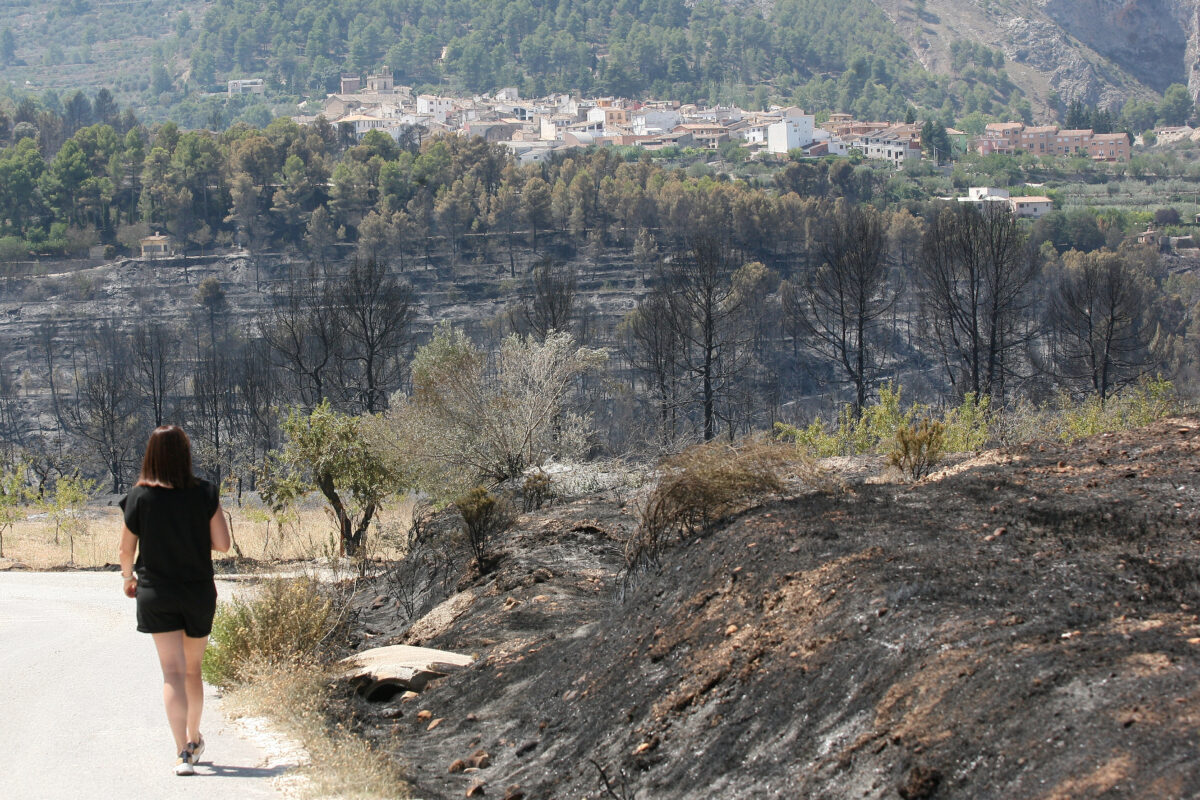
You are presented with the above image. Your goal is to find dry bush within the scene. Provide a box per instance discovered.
[203,576,355,688]
[626,436,794,573]
[381,500,462,619]
[889,419,946,480]
[378,325,607,501]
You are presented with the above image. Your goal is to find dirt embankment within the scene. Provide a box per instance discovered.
[346,419,1200,799]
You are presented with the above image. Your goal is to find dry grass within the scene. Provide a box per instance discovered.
[224,656,409,800]
[626,435,816,573]
[204,576,354,688]
[1,497,416,569]
[211,576,408,798]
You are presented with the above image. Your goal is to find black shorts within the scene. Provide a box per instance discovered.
[136,580,218,638]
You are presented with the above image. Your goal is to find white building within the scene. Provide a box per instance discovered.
[688,105,744,124]
[538,114,570,141]
[731,115,772,144]
[632,108,682,136]
[338,114,400,139]
[822,135,850,156]
[957,187,1013,210]
[968,187,1008,200]
[503,141,559,164]
[767,112,815,155]
[417,95,455,124]
[1009,196,1054,218]
[227,79,265,96]
[858,134,921,165]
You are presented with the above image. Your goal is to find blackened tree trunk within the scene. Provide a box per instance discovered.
[786,202,898,417]
[915,202,1040,401]
[664,237,747,441]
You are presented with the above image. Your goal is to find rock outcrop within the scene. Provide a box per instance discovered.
[866,0,1199,111]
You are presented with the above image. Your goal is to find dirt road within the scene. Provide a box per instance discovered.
[0,571,293,799]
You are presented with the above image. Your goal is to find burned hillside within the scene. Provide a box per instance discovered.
[345,418,1200,799]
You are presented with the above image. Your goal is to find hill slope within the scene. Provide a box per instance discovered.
[867,0,1190,114]
[3,0,1193,122]
[351,418,1200,798]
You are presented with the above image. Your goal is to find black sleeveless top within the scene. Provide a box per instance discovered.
[119,480,219,588]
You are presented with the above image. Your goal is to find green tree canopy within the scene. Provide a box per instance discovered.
[274,400,401,556]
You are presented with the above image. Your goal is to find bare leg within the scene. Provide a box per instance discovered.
[151,631,188,753]
[182,634,208,746]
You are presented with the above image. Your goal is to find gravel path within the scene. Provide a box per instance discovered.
[0,571,295,799]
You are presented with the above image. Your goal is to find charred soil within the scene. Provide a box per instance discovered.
[344,419,1200,799]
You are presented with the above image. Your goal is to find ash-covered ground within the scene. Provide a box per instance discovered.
[342,418,1200,799]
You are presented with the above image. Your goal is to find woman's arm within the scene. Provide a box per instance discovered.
[118,525,138,598]
[210,505,232,553]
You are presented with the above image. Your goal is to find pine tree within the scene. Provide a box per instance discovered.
[0,29,15,65]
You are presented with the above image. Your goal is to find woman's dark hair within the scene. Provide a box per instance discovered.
[136,426,197,489]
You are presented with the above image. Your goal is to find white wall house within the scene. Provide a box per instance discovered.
[767,114,815,155]
[968,187,1009,201]
[1009,196,1053,218]
[228,79,265,95]
[734,120,771,144]
[417,95,455,124]
[957,187,1013,210]
[539,115,561,141]
[859,135,921,165]
[632,108,682,136]
[339,114,395,138]
[823,135,849,156]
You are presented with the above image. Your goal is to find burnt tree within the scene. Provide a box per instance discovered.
[916,202,1040,400]
[785,203,898,416]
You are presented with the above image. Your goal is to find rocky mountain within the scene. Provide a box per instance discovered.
[869,0,1200,112]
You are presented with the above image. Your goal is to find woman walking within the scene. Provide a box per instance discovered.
[118,425,231,775]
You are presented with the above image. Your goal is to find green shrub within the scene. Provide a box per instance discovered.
[0,236,28,261]
[994,377,1182,445]
[521,470,553,512]
[941,392,991,452]
[1055,377,1179,441]
[779,385,993,459]
[455,486,515,562]
[889,419,946,480]
[776,382,922,457]
[203,577,347,688]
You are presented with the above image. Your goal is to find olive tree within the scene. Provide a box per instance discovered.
[274,400,399,556]
[0,462,31,558]
[377,324,606,500]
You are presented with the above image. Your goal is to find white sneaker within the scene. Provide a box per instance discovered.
[188,735,205,765]
[174,750,195,776]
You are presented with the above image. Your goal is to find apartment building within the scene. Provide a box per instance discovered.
[977,122,1130,160]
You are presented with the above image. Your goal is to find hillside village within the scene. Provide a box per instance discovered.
[269,66,1134,168]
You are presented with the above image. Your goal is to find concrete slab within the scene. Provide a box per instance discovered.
[340,644,475,696]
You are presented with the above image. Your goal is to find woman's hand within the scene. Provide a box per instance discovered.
[118,525,138,594]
